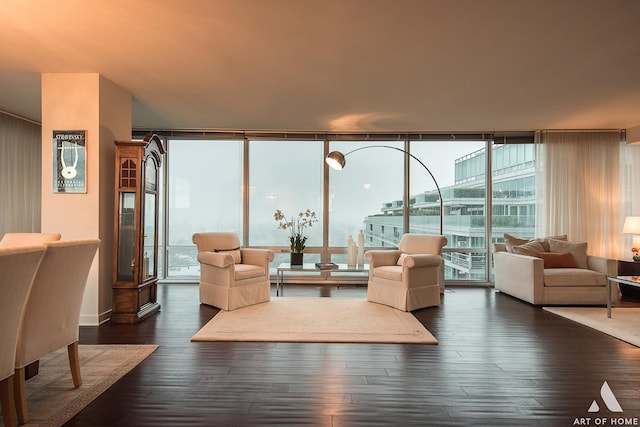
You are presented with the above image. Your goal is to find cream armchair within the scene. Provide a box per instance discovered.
[192,232,275,311]
[365,234,447,311]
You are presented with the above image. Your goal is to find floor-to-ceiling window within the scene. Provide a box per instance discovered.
[248,139,323,266]
[327,141,404,262]
[410,141,488,280]
[165,139,243,278]
[490,142,536,280]
[161,133,535,284]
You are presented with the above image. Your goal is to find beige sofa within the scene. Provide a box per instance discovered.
[493,235,619,306]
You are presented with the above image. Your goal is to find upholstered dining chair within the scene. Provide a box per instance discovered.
[0,246,46,427]
[13,238,100,424]
[0,232,61,248]
[365,234,447,311]
[192,232,275,311]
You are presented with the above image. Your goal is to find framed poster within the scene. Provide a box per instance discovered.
[53,130,86,193]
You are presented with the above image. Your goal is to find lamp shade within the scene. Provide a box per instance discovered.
[623,216,640,234]
[325,151,346,170]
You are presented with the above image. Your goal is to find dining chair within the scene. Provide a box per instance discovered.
[0,246,46,427]
[0,233,61,248]
[13,238,99,424]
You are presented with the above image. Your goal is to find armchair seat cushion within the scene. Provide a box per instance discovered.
[235,264,268,281]
[544,268,607,287]
[372,265,403,282]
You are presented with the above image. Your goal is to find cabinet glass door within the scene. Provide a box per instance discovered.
[143,192,156,280]
[117,192,135,281]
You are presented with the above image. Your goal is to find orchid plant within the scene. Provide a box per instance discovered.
[274,208,318,253]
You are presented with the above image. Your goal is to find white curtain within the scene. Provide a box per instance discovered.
[535,130,624,258]
[619,141,640,258]
[0,112,42,236]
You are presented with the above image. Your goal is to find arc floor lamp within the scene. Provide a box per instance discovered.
[325,146,444,235]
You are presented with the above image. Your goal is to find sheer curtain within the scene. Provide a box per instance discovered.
[619,141,640,258]
[0,112,42,236]
[535,130,624,258]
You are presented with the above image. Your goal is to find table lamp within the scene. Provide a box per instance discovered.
[623,216,640,261]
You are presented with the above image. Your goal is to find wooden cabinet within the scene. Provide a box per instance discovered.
[112,133,164,323]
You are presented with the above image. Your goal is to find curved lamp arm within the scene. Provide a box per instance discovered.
[325,145,443,235]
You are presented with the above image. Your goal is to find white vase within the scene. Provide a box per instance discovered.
[347,235,356,266]
[357,229,365,267]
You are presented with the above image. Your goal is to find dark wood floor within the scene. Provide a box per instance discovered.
[68,283,640,427]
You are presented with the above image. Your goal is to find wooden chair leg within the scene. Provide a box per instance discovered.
[67,341,82,388]
[0,375,17,427]
[13,367,27,424]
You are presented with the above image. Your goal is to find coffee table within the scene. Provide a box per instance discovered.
[607,276,640,318]
[275,262,368,296]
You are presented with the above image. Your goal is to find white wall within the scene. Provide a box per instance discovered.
[41,73,131,325]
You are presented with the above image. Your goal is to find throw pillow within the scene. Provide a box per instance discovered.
[396,253,408,266]
[539,234,568,251]
[504,233,568,253]
[504,233,531,252]
[511,240,546,257]
[214,247,241,264]
[538,252,577,268]
[548,239,588,269]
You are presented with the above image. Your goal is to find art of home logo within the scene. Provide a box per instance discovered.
[573,381,638,426]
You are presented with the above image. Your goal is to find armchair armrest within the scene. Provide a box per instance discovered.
[241,248,275,267]
[494,251,544,304]
[399,254,441,268]
[587,255,617,277]
[197,251,235,268]
[365,250,401,268]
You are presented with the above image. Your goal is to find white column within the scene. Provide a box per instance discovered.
[41,73,131,325]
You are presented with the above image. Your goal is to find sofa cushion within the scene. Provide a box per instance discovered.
[504,233,531,252]
[511,240,546,257]
[548,239,588,269]
[543,268,606,287]
[538,252,576,268]
[504,233,567,252]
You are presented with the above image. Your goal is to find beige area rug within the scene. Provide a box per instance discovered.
[191,297,438,344]
[0,344,158,427]
[544,307,640,347]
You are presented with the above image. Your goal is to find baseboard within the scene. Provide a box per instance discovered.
[79,309,112,326]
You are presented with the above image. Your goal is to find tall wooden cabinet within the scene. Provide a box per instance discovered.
[112,133,164,323]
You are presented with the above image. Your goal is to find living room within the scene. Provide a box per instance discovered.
[2,1,640,426]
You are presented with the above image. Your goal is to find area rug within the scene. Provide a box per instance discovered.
[544,307,640,348]
[191,297,437,344]
[3,344,158,427]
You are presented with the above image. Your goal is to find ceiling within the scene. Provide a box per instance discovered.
[2,0,640,133]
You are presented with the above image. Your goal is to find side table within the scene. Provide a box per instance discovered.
[608,276,640,318]
[617,260,640,301]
